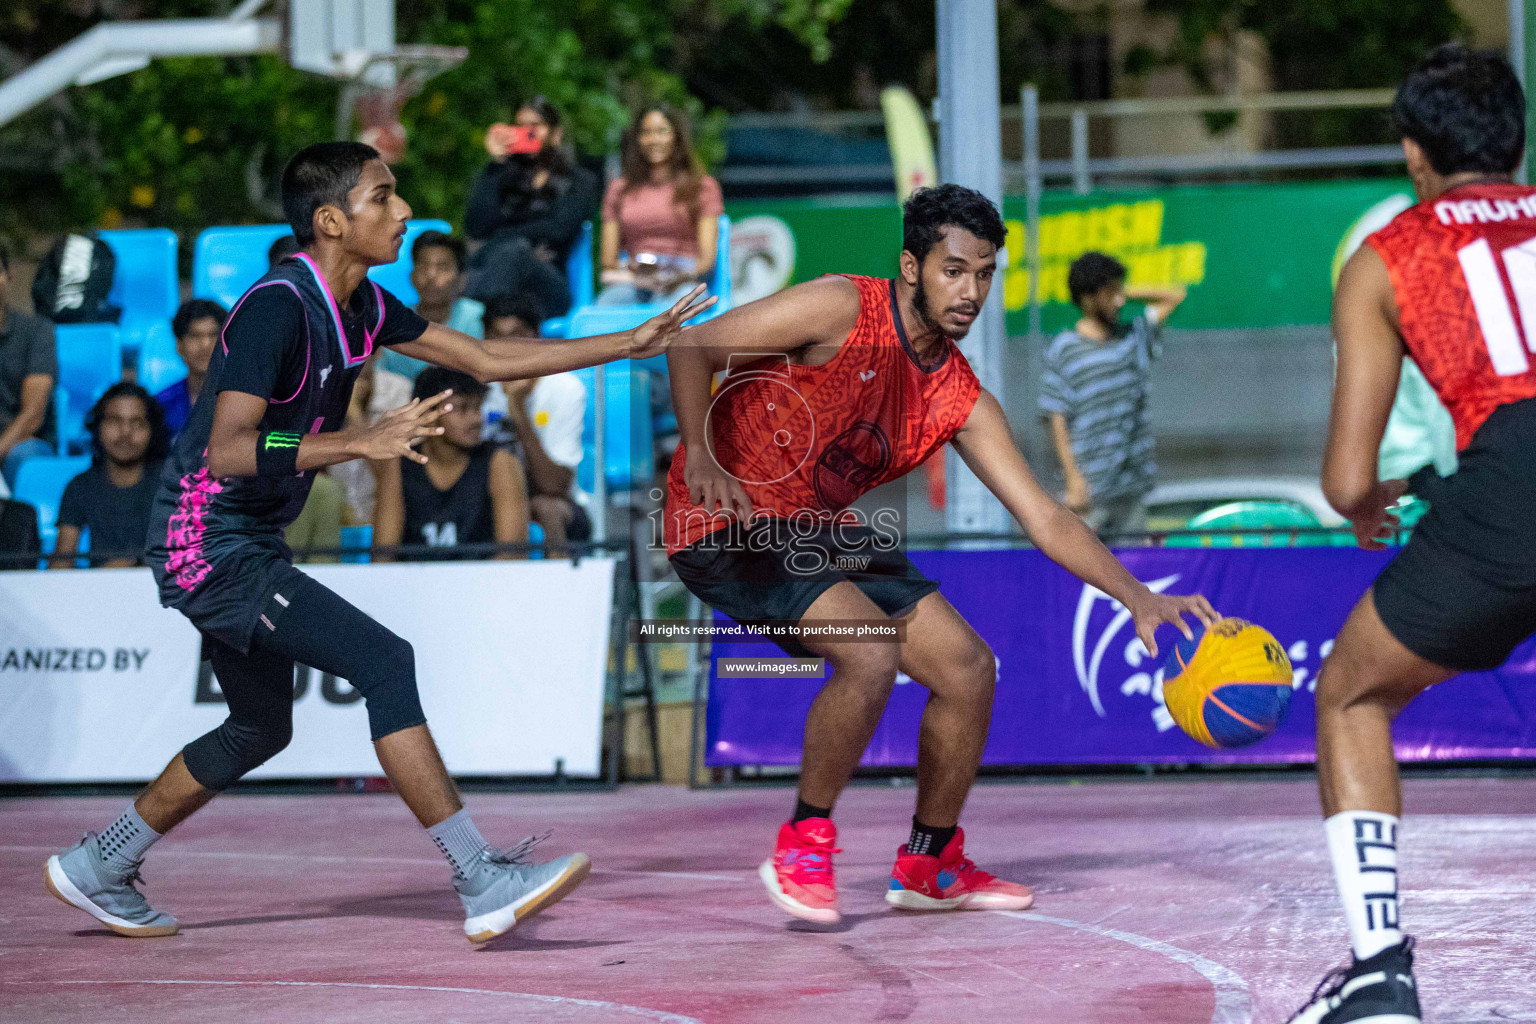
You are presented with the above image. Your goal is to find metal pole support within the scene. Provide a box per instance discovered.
[1071,107,1091,195]
[936,0,1010,536]
[1022,84,1044,348]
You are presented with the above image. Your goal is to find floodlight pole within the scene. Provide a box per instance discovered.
[0,18,281,128]
[936,0,1010,536]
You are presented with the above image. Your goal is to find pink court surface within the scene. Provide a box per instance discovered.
[2,776,1533,1024]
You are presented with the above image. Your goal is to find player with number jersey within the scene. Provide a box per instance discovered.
[42,142,711,946]
[665,184,1216,926]
[1290,47,1535,1024]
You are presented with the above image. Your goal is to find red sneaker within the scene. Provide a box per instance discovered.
[759,818,841,924]
[886,828,1034,912]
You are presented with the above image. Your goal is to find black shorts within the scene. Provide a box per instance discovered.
[669,519,939,656]
[152,540,298,655]
[1375,398,1536,672]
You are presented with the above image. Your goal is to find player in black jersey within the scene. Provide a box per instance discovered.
[43,142,711,945]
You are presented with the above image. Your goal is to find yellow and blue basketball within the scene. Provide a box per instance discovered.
[1162,618,1294,748]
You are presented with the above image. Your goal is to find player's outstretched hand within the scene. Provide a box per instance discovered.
[1128,590,1219,658]
[627,284,718,360]
[685,449,754,521]
[1348,478,1409,551]
[354,389,453,464]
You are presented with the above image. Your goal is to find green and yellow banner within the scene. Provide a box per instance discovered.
[724,179,1416,333]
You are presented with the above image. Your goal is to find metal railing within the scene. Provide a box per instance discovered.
[721,87,1404,190]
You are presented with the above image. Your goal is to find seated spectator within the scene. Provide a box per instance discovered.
[464,97,598,319]
[380,230,485,381]
[284,471,345,563]
[0,240,57,489]
[0,496,40,568]
[374,367,529,560]
[156,299,227,436]
[599,105,722,306]
[268,234,303,266]
[52,382,168,568]
[484,297,591,554]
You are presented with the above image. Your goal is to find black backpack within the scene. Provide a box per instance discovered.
[31,233,121,324]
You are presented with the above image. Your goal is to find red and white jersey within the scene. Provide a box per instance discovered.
[1368,182,1536,448]
[664,275,981,556]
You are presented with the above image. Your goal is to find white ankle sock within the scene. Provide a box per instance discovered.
[1324,810,1402,960]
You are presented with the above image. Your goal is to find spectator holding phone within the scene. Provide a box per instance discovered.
[464,97,597,320]
[598,105,722,306]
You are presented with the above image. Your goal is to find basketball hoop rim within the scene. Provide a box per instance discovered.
[343,44,468,92]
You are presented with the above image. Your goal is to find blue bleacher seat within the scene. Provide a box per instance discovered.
[367,219,453,305]
[54,324,122,454]
[527,521,545,560]
[134,320,187,397]
[192,225,295,309]
[538,222,596,338]
[572,362,652,494]
[339,523,372,564]
[100,228,180,333]
[14,455,91,553]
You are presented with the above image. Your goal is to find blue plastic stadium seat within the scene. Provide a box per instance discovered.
[527,521,545,560]
[572,363,652,493]
[538,222,597,338]
[367,218,453,304]
[14,455,91,552]
[339,523,372,564]
[100,229,180,342]
[54,324,122,454]
[192,225,295,309]
[134,319,187,397]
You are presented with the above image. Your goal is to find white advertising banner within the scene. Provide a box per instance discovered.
[0,558,616,783]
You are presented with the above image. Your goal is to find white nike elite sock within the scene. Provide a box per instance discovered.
[1324,810,1402,960]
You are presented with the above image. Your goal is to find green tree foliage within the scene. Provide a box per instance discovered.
[0,0,851,243]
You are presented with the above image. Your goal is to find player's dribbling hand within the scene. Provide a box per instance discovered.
[354,389,453,464]
[627,284,718,360]
[1347,478,1409,551]
[685,454,753,520]
[1128,590,1219,658]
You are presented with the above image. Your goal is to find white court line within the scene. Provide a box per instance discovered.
[1001,911,1253,1024]
[0,979,705,1023]
[0,845,740,883]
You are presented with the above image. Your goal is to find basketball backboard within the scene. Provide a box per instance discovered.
[289,0,395,85]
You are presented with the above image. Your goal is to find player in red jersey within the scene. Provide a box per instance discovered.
[1289,47,1533,1024]
[665,184,1216,925]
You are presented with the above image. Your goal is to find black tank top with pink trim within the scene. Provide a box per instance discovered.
[146,254,427,602]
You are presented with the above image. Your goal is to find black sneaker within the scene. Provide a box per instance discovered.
[1287,937,1420,1024]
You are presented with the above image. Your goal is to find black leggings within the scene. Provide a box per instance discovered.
[182,569,425,790]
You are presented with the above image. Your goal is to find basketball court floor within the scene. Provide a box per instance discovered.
[3,776,1532,1023]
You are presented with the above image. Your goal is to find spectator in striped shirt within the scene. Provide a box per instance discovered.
[1040,252,1186,536]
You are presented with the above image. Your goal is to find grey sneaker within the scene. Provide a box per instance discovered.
[44,833,179,937]
[455,833,591,943]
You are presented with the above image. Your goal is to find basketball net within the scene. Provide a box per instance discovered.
[344,45,467,164]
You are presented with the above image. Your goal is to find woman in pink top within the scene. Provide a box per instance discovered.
[598,106,723,305]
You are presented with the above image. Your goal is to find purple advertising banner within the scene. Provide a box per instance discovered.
[706,547,1536,766]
